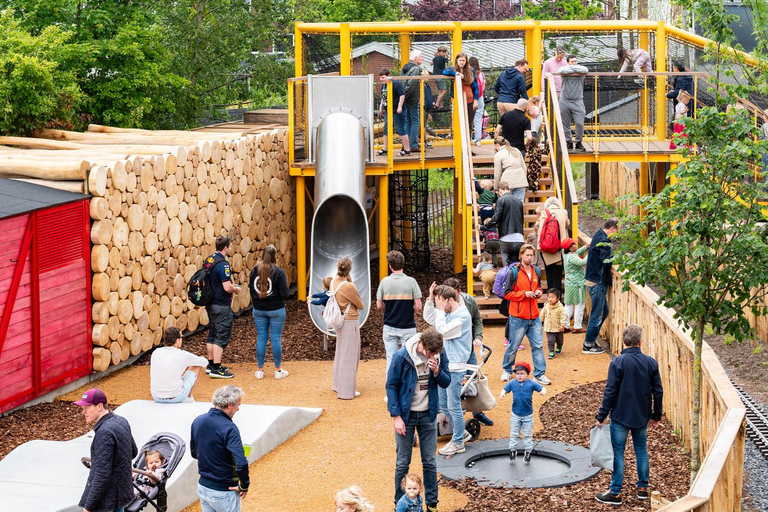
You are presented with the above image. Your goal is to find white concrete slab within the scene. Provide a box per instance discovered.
[0,401,322,512]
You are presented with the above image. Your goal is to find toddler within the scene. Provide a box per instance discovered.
[480,225,501,268]
[396,473,424,512]
[498,361,546,463]
[335,486,375,512]
[473,252,497,299]
[311,276,333,306]
[528,95,543,136]
[562,238,588,332]
[133,450,166,497]
[670,90,692,150]
[474,179,496,223]
[540,288,567,359]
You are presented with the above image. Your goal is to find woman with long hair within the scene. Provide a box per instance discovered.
[248,244,290,380]
[443,52,479,121]
[468,56,486,145]
[330,256,364,400]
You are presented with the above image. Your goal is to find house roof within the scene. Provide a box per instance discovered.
[0,178,88,220]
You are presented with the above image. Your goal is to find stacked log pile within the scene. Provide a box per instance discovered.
[1,125,295,372]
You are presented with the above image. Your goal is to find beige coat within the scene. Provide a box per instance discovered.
[535,197,570,266]
[539,301,567,332]
[494,146,528,190]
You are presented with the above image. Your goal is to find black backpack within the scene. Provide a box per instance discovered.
[187,258,224,307]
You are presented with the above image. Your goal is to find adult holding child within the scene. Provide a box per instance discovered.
[150,326,208,403]
[331,256,365,400]
[249,244,291,381]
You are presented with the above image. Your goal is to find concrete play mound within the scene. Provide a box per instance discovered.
[0,401,322,512]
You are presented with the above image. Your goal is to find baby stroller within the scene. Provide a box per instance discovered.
[437,344,498,442]
[83,431,186,512]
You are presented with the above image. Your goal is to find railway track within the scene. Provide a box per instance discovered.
[732,382,768,460]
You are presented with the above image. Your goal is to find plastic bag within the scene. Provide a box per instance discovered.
[590,424,614,470]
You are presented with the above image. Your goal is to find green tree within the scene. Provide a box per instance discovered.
[614,106,768,478]
[0,12,83,135]
[522,0,602,21]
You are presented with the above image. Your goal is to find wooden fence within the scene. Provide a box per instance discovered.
[579,231,746,512]
[428,188,454,248]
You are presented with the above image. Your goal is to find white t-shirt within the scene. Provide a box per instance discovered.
[150,347,208,399]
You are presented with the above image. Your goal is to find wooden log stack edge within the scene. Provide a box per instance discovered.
[3,126,296,372]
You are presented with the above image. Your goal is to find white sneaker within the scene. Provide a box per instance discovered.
[500,371,511,382]
[255,370,264,380]
[535,375,552,385]
[438,440,466,456]
[275,369,290,380]
[383,396,389,403]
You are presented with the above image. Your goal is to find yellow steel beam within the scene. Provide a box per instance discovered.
[340,23,351,75]
[530,22,542,98]
[350,21,457,33]
[655,22,667,139]
[295,23,341,34]
[567,153,685,163]
[294,25,304,78]
[465,204,473,295]
[399,33,410,70]
[296,176,307,301]
[460,20,536,31]
[379,174,389,282]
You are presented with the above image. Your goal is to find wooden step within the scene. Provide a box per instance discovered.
[480,310,507,321]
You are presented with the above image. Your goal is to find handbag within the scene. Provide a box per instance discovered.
[590,424,614,470]
[461,367,497,413]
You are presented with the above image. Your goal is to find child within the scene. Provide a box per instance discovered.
[335,486,375,512]
[480,225,501,268]
[562,238,588,333]
[474,178,496,224]
[539,288,567,358]
[311,276,333,306]
[432,45,450,108]
[473,252,497,299]
[526,133,544,192]
[133,450,166,497]
[670,90,692,150]
[396,473,424,512]
[498,361,546,463]
[528,95,543,136]
[378,68,408,156]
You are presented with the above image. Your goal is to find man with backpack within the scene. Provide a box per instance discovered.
[500,244,551,386]
[203,235,241,379]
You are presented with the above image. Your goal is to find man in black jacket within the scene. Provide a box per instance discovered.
[191,385,249,512]
[594,325,663,506]
[76,388,137,512]
[582,217,619,354]
[484,182,525,261]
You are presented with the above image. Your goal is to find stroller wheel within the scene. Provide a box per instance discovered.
[465,418,481,443]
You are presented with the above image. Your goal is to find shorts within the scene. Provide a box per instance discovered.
[436,78,447,91]
[152,370,197,403]
[206,304,234,349]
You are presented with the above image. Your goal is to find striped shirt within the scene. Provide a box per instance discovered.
[377,273,422,329]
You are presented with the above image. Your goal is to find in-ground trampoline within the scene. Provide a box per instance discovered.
[437,439,602,489]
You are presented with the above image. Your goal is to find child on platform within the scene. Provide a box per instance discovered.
[133,450,166,497]
[499,361,546,463]
[335,486,375,512]
[396,473,425,512]
[670,90,692,150]
[540,288,567,359]
[473,252,497,299]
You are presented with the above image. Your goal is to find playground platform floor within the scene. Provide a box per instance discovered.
[59,323,611,512]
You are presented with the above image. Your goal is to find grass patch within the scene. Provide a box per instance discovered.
[429,168,454,192]
[578,199,621,219]
[571,162,585,182]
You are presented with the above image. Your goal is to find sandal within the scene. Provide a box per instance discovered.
[376,149,387,156]
[399,150,411,156]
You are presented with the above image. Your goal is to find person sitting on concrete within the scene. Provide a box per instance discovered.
[150,326,208,403]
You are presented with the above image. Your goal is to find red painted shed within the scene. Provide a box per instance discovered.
[0,178,91,414]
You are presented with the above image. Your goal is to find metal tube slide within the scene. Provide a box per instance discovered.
[308,111,371,335]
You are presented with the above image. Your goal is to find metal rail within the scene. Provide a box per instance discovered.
[732,382,768,460]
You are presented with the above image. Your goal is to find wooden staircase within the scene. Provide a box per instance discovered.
[471,150,555,320]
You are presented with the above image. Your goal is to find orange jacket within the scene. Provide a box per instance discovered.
[503,264,542,320]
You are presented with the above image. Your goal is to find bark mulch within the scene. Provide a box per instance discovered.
[0,401,90,460]
[443,381,691,512]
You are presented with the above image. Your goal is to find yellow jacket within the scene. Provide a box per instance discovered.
[539,301,567,333]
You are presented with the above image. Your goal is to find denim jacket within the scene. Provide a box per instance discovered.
[396,493,424,512]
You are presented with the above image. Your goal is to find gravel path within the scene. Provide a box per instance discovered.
[743,438,768,511]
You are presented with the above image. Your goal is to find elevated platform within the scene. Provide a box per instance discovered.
[0,401,322,512]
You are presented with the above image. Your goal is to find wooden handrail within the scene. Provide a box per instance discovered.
[544,74,579,208]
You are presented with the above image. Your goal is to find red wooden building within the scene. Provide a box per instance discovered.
[0,178,91,414]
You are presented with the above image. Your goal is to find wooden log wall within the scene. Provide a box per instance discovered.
[598,162,641,217]
[578,231,746,512]
[90,130,295,371]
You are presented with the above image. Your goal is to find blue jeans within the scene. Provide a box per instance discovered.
[511,187,526,203]
[404,103,421,150]
[609,421,649,496]
[252,308,286,368]
[152,370,196,403]
[438,371,465,443]
[394,410,438,506]
[584,285,609,348]
[383,325,417,372]
[509,412,534,452]
[502,317,546,378]
[197,484,240,512]
[473,96,485,143]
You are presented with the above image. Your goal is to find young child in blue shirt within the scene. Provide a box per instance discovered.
[395,473,424,512]
[498,361,546,462]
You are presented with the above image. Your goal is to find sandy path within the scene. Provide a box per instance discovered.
[60,324,610,511]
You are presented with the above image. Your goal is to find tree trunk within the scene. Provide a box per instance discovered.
[691,318,705,481]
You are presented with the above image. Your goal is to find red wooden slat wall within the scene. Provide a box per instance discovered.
[0,201,91,413]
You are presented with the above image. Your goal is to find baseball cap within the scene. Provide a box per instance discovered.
[513,362,531,374]
[561,237,577,250]
[74,388,107,406]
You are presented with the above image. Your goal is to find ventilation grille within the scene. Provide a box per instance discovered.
[37,202,86,273]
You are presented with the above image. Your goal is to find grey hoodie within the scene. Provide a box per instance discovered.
[406,334,437,412]
[559,64,589,102]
